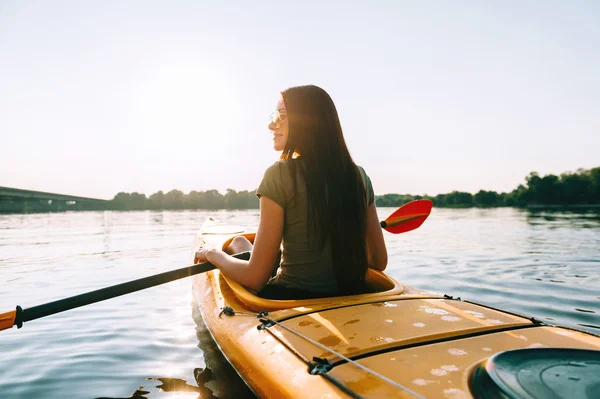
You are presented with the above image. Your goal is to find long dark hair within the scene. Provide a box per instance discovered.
[280,85,368,295]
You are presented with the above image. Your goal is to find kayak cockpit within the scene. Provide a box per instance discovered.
[210,232,409,312]
[219,267,405,312]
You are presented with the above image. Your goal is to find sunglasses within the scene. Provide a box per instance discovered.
[269,109,287,128]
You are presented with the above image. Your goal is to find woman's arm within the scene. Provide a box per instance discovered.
[204,196,284,292]
[365,202,388,271]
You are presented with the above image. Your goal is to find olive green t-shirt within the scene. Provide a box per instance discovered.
[255,159,374,293]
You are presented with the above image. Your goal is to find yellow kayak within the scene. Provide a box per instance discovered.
[192,220,600,399]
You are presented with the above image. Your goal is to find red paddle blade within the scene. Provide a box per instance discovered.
[380,199,433,234]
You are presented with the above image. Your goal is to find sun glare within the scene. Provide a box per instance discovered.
[132,62,239,150]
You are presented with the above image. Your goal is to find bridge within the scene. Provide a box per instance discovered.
[0,186,109,213]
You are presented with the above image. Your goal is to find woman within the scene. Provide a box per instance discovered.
[195,85,387,299]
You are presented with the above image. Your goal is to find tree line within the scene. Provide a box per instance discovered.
[109,189,259,210]
[109,166,600,210]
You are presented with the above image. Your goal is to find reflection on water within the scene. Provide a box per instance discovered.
[0,208,598,398]
[92,299,254,399]
[96,388,150,399]
[95,375,231,399]
[191,304,255,399]
[526,208,600,226]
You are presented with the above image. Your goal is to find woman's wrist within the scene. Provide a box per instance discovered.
[205,248,222,263]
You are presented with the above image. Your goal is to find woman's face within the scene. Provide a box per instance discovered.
[268,97,288,151]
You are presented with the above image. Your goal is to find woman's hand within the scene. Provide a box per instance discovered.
[194,247,213,264]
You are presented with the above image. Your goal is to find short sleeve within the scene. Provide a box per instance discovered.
[358,166,375,206]
[256,162,288,208]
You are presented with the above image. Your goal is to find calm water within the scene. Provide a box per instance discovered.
[0,208,599,398]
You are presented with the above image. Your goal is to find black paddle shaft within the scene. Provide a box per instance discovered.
[13,251,251,329]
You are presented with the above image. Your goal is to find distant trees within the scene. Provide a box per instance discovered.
[375,167,600,208]
[511,168,600,207]
[109,189,259,211]
[109,166,600,210]
[376,194,425,207]
[111,192,148,210]
[473,190,501,207]
[519,169,600,206]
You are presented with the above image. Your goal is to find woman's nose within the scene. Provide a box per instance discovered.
[268,121,276,131]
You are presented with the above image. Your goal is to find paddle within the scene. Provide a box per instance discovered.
[0,252,251,332]
[380,199,433,234]
[0,200,433,332]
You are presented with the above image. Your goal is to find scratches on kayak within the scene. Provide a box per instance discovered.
[421,306,449,316]
[528,343,546,348]
[484,319,503,325]
[430,365,459,377]
[443,388,470,399]
[370,336,394,344]
[413,378,436,386]
[297,320,314,327]
[343,319,360,326]
[448,348,468,356]
[553,329,573,336]
[441,315,461,322]
[463,310,485,319]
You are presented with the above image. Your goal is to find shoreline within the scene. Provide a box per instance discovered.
[3,204,600,215]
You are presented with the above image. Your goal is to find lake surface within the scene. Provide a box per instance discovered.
[1,208,599,398]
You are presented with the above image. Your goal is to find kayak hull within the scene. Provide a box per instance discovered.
[191,223,600,398]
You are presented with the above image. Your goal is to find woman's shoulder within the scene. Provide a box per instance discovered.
[264,159,289,173]
[261,159,300,187]
[263,158,300,175]
[257,159,299,206]
[355,164,370,178]
[355,164,375,204]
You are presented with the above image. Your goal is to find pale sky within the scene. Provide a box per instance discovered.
[1,1,599,200]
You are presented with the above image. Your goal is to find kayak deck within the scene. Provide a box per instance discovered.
[192,227,600,398]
